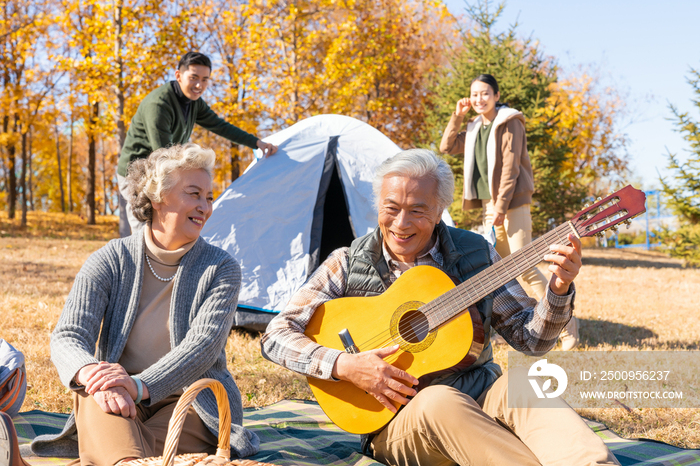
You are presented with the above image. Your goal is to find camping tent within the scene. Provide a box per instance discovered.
[202,114,453,331]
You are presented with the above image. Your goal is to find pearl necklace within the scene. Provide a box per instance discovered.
[145,254,176,282]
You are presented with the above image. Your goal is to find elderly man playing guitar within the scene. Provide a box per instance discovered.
[262,149,620,466]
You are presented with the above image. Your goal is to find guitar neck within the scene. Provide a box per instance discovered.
[423,222,576,328]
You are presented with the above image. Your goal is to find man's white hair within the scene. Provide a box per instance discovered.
[373,148,454,213]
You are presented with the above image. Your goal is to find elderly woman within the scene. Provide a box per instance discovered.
[33,143,258,465]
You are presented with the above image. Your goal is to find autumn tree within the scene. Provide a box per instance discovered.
[658,67,700,266]
[189,0,269,186]
[424,0,628,233]
[0,0,50,219]
[16,64,65,225]
[26,106,71,212]
[0,0,64,225]
[424,0,567,231]
[58,0,191,224]
[57,0,107,224]
[320,0,454,147]
[259,0,336,127]
[546,71,629,193]
[190,0,454,191]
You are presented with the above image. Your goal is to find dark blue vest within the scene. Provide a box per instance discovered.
[346,221,502,401]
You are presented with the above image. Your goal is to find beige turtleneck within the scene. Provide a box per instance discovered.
[119,224,196,375]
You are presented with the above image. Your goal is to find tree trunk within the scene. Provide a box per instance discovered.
[86,102,99,225]
[68,110,73,212]
[115,0,126,150]
[101,139,107,215]
[4,115,16,219]
[0,151,8,200]
[20,130,27,227]
[55,120,65,212]
[7,142,16,219]
[28,128,34,210]
[114,0,130,235]
[231,142,241,183]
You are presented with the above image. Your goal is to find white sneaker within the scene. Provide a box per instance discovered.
[560,316,579,351]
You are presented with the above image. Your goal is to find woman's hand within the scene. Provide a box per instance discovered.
[332,345,419,414]
[79,362,133,395]
[492,212,505,227]
[93,386,137,419]
[455,98,471,117]
[77,362,150,403]
[99,375,151,403]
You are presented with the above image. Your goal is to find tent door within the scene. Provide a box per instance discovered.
[308,136,356,275]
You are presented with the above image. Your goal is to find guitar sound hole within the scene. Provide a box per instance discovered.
[398,310,430,343]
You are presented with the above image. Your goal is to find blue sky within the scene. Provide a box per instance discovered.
[442,0,700,189]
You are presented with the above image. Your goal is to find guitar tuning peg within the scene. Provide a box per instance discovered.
[584,203,590,208]
[596,197,602,202]
[626,223,631,230]
[611,225,618,231]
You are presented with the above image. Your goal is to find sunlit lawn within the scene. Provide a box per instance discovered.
[1,212,698,448]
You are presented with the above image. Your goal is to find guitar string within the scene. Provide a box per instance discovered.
[390,226,567,346]
[356,240,562,353]
[351,209,631,355]
[353,224,574,352]
[406,228,563,339]
[392,211,622,348]
[349,224,576,352]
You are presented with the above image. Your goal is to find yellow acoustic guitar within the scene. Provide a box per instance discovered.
[304,186,647,434]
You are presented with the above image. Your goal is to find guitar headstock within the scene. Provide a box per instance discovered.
[571,185,647,238]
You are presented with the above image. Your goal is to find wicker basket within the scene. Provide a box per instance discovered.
[122,379,276,466]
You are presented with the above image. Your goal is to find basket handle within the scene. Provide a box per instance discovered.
[161,378,231,466]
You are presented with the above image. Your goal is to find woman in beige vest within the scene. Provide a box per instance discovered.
[440,74,579,350]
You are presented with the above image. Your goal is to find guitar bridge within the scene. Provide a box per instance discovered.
[338,329,360,354]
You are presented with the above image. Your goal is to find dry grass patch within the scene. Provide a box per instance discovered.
[1,237,109,412]
[498,247,700,448]
[2,216,698,449]
[572,248,700,448]
[0,211,119,241]
[226,330,313,407]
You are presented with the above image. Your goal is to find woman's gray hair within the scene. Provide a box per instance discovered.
[373,149,454,213]
[124,143,216,222]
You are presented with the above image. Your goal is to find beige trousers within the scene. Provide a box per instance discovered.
[482,201,548,300]
[73,390,218,466]
[371,367,620,466]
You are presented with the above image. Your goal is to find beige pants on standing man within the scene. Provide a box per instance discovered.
[482,201,579,349]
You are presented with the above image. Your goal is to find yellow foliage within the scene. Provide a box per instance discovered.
[189,0,456,187]
[544,71,629,193]
[1,0,627,217]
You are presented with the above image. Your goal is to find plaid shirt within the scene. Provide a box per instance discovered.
[261,234,574,380]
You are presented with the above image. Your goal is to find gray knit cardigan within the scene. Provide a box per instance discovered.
[28,233,259,458]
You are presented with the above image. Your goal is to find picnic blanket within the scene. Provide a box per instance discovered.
[13,400,700,466]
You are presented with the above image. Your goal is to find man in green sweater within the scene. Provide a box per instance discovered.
[117,51,277,236]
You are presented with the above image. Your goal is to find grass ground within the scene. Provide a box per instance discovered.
[1,212,698,448]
